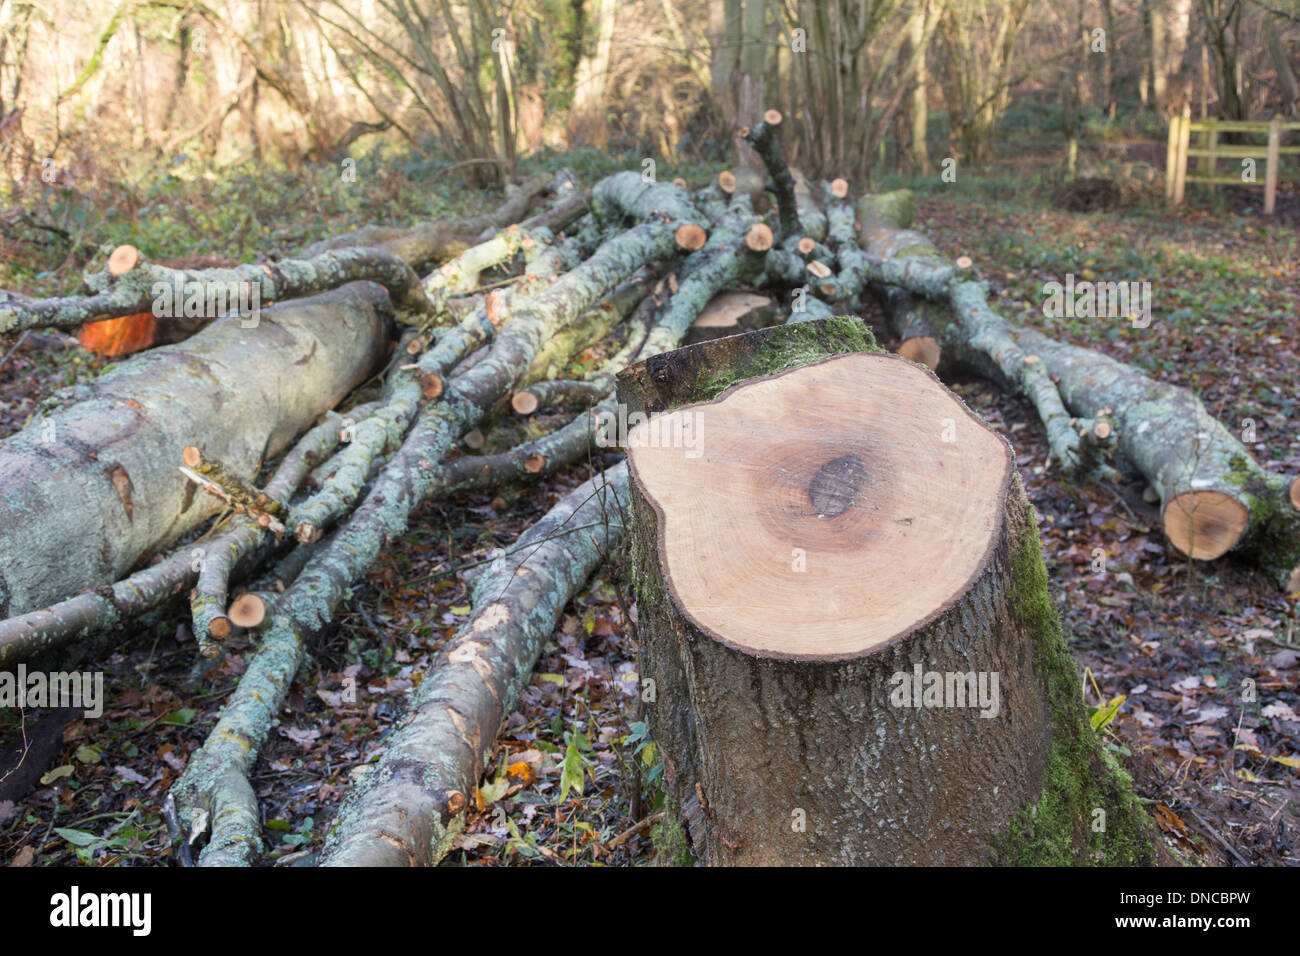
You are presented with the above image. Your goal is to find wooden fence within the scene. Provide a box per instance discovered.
[1165,108,1300,214]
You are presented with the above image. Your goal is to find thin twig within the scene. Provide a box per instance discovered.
[0,330,31,373]
[606,811,664,850]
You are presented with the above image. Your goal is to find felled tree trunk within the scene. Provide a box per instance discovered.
[857,190,1300,589]
[856,194,1110,481]
[618,318,1156,866]
[1015,328,1300,589]
[854,190,945,369]
[0,284,390,618]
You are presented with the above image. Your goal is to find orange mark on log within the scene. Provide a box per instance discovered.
[78,313,157,357]
[107,464,134,521]
[377,831,418,866]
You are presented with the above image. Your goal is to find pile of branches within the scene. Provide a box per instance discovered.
[1,109,1296,867]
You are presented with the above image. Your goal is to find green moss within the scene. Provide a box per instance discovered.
[995,488,1156,866]
[1225,454,1253,488]
[857,190,916,231]
[892,242,940,259]
[691,316,881,403]
[627,503,664,614]
[650,798,695,866]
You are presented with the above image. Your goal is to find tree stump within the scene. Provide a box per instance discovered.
[618,319,1155,866]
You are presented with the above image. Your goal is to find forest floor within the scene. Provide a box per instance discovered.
[0,135,1297,866]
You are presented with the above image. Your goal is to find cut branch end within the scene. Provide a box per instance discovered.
[107,244,141,277]
[745,223,774,252]
[675,224,708,252]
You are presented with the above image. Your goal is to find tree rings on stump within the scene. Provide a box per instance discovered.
[629,354,1012,657]
[624,349,1102,864]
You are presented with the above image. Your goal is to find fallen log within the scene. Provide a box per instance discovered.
[422,225,539,298]
[1014,329,1300,588]
[855,189,956,369]
[298,170,557,265]
[592,172,707,254]
[0,405,354,663]
[319,463,630,866]
[0,284,391,619]
[618,318,1157,865]
[858,191,1300,588]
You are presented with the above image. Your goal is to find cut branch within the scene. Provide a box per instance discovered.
[858,190,1300,585]
[0,246,428,335]
[0,407,351,663]
[319,464,630,866]
[741,110,803,241]
[168,196,694,865]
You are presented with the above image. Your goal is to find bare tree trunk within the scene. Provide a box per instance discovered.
[736,0,769,138]
[1158,0,1195,110]
[938,0,1028,166]
[1151,0,1168,106]
[909,4,933,174]
[1269,30,1300,117]
[711,0,743,131]
[1100,0,1115,116]
[1201,0,1246,119]
[569,0,618,145]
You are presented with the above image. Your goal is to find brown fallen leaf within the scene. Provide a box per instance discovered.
[9,845,35,867]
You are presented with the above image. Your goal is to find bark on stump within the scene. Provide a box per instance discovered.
[618,319,1156,866]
